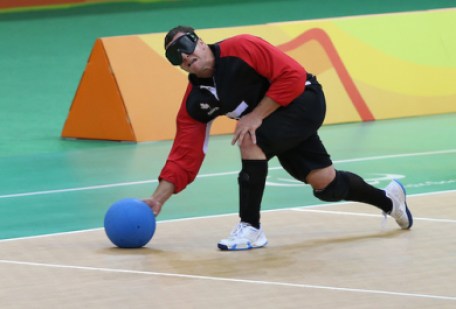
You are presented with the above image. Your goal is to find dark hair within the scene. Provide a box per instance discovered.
[164,25,196,49]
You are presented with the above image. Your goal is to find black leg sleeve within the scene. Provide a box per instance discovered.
[313,170,392,213]
[238,160,268,229]
[342,171,393,213]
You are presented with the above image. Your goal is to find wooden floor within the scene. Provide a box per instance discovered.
[0,191,454,308]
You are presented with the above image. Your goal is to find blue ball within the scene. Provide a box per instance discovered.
[104,198,156,248]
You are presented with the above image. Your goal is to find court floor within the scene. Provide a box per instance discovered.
[0,113,455,308]
[2,0,455,307]
[0,193,455,308]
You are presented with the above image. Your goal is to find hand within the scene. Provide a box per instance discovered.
[143,198,163,217]
[231,113,262,146]
[143,180,174,217]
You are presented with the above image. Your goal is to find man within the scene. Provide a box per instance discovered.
[143,25,413,251]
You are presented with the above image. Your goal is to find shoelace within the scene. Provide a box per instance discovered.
[231,223,250,237]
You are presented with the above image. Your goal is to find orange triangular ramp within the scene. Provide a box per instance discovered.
[61,39,136,141]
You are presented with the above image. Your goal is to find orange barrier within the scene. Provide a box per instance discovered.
[62,35,235,141]
[62,9,456,142]
[61,29,370,141]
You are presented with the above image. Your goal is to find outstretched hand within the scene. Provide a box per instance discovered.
[143,180,175,217]
[143,198,163,217]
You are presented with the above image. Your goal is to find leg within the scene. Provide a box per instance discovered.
[238,159,267,229]
[310,168,393,213]
[238,137,267,228]
[310,169,413,229]
[217,139,268,251]
[274,132,392,212]
[277,136,412,229]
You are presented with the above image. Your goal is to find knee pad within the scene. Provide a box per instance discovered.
[238,170,250,184]
[313,171,349,202]
[238,160,268,186]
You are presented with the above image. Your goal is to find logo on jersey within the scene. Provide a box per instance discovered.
[197,86,220,116]
[200,103,220,116]
[200,103,211,110]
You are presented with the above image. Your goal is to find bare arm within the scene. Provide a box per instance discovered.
[143,180,175,216]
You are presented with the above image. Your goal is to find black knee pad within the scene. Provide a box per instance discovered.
[313,171,349,202]
[238,160,268,186]
[238,170,250,184]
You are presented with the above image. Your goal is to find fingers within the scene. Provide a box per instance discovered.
[232,114,260,146]
[231,133,238,145]
[152,205,161,217]
[143,199,162,216]
[232,130,257,146]
[249,130,257,145]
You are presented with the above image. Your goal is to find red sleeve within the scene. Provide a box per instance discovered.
[159,84,209,193]
[219,34,307,106]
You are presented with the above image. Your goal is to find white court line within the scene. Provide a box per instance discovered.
[0,180,158,199]
[0,259,454,301]
[0,192,454,301]
[0,149,454,199]
[0,190,454,243]
[291,208,456,224]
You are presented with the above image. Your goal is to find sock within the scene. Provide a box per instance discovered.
[341,171,393,213]
[238,160,268,229]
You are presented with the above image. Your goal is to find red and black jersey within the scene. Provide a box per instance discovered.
[159,34,308,193]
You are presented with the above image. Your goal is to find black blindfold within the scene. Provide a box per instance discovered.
[165,32,199,65]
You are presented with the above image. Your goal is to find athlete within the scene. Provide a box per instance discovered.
[143,25,413,251]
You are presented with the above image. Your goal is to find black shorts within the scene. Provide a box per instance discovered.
[256,75,333,182]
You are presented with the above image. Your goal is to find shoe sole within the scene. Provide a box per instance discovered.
[394,180,413,229]
[217,241,268,251]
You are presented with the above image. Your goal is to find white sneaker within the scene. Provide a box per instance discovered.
[384,180,413,229]
[217,222,268,251]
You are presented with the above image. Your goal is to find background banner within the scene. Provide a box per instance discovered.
[62,9,456,141]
